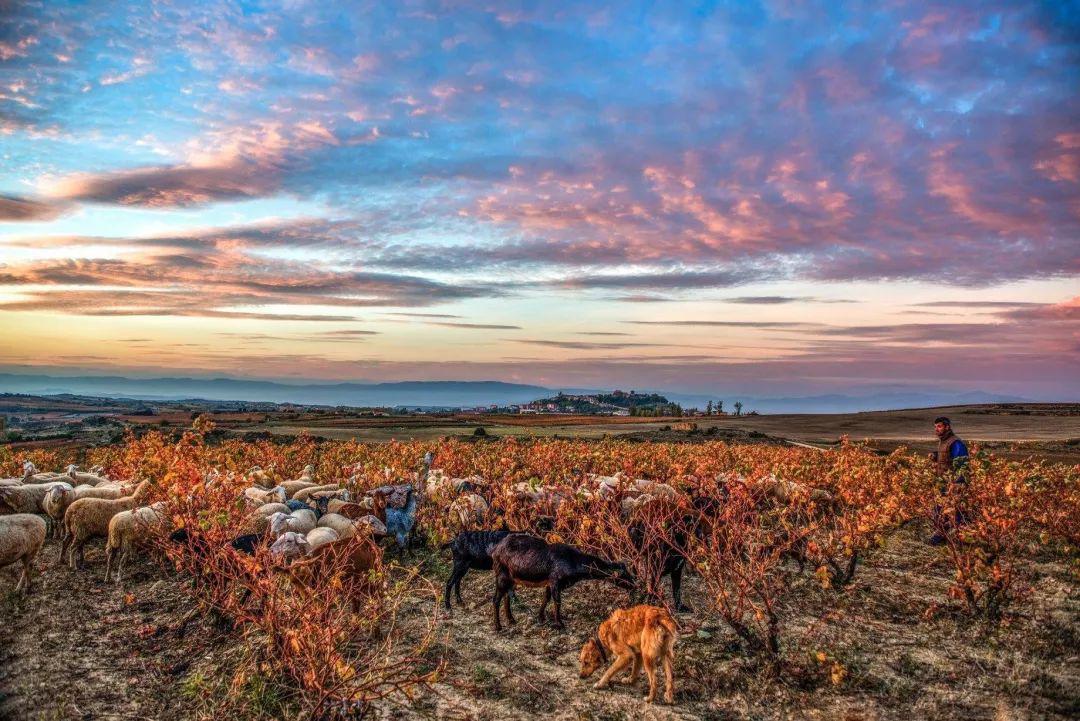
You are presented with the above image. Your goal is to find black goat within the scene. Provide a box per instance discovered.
[490,533,635,631]
[168,527,270,556]
[627,522,691,612]
[440,530,511,610]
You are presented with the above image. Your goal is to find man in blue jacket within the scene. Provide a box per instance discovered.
[927,416,969,545]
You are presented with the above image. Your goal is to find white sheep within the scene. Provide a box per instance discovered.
[291,484,341,503]
[44,482,129,538]
[449,493,489,529]
[61,481,152,570]
[305,526,340,550]
[0,514,47,593]
[253,502,291,517]
[355,514,387,538]
[268,509,317,537]
[243,485,287,506]
[105,502,170,582]
[0,480,73,515]
[270,531,309,562]
[65,464,112,486]
[316,513,364,540]
[279,479,320,498]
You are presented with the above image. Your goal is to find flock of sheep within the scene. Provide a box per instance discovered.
[0,457,833,596]
[0,456,843,710]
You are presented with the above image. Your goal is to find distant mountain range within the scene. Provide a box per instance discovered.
[0,372,1033,414]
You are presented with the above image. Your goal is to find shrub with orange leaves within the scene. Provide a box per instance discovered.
[10,424,1072,706]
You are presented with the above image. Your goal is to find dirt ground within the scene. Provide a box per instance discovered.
[2,520,1077,721]
[0,541,205,721]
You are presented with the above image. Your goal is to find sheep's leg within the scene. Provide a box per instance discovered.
[16,555,31,593]
[58,535,71,566]
[105,546,115,582]
[117,545,128,583]
[643,654,659,703]
[594,653,632,690]
[67,537,80,570]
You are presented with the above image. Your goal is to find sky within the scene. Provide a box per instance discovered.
[0,0,1077,399]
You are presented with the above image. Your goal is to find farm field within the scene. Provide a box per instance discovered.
[1,428,1077,721]
[247,404,1080,462]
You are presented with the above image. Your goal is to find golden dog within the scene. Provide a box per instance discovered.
[579,604,677,704]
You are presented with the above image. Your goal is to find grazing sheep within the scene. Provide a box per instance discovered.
[270,531,310,562]
[328,496,386,523]
[449,493,489,530]
[282,534,383,604]
[44,482,129,537]
[354,514,387,539]
[252,502,290,517]
[104,502,170,582]
[490,534,636,631]
[305,526,340,550]
[66,464,111,486]
[268,509,317,537]
[60,481,152,570]
[280,479,319,498]
[0,514,47,593]
[285,499,318,516]
[243,485,287,506]
[316,513,365,540]
[0,480,73,515]
[291,484,341,503]
[246,466,273,487]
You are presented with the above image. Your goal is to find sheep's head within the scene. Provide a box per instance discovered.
[579,639,605,678]
[271,486,287,503]
[270,531,310,562]
[22,461,37,479]
[268,512,291,537]
[66,464,80,477]
[356,514,387,537]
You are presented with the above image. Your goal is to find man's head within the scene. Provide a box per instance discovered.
[933,416,952,438]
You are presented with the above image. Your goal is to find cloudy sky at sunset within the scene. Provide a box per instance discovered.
[1,1,1077,399]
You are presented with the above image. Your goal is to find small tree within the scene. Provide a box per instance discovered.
[706,400,713,416]
[716,400,723,414]
[733,401,743,416]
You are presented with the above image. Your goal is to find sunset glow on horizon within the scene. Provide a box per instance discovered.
[1,1,1077,399]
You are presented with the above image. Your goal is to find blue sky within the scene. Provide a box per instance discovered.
[0,1,1077,397]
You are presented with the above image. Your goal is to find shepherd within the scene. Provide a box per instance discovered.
[927,416,969,546]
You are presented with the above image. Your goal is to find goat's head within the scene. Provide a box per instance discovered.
[605,561,637,592]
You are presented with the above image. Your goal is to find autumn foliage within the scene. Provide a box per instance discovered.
[1,428,1076,710]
